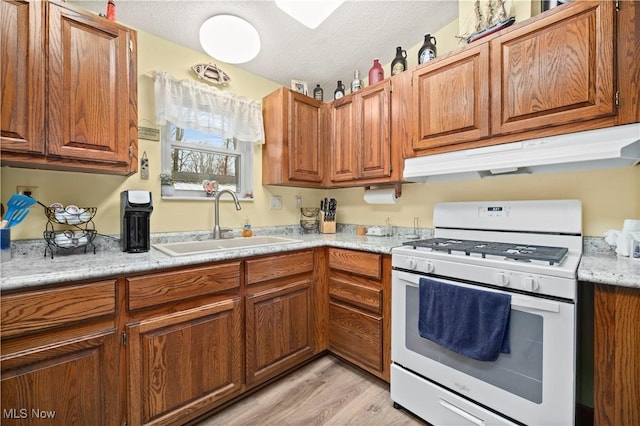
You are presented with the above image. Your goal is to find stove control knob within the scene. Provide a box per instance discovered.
[495,271,510,286]
[425,261,435,273]
[407,258,417,269]
[523,276,539,291]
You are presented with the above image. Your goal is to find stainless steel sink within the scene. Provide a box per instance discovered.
[153,236,302,257]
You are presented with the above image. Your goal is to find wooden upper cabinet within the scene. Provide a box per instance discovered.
[262,87,324,186]
[359,82,391,179]
[0,0,138,175]
[491,0,615,135]
[329,81,391,183]
[0,0,46,154]
[330,96,358,182]
[47,1,136,169]
[412,43,490,150]
[289,91,324,182]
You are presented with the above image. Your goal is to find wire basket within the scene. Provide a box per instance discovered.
[45,206,97,225]
[300,207,320,233]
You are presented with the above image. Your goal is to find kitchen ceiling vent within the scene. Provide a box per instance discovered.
[275,0,344,29]
[403,123,640,182]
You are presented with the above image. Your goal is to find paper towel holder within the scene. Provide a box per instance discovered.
[364,183,402,199]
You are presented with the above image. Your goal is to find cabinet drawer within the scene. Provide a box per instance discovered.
[329,302,382,372]
[1,280,117,338]
[329,277,382,314]
[328,248,381,279]
[246,250,314,285]
[127,262,241,311]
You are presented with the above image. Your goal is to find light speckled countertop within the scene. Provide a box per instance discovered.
[0,230,409,292]
[1,229,638,292]
[578,254,639,288]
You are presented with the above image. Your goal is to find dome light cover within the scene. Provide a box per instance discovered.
[199,15,261,64]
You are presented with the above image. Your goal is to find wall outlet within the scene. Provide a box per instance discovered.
[17,186,39,206]
[270,195,282,210]
[295,195,302,209]
[140,156,149,179]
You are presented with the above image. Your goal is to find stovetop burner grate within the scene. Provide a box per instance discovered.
[402,238,569,265]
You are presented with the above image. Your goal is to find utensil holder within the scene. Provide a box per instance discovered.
[319,211,336,234]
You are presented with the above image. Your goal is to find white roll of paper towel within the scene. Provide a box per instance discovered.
[364,187,399,204]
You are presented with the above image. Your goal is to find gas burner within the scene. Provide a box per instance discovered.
[403,238,569,265]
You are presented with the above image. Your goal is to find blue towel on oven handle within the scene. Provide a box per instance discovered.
[418,277,511,362]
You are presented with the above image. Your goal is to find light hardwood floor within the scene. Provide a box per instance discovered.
[194,355,427,426]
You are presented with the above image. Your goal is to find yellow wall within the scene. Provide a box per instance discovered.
[2,7,638,241]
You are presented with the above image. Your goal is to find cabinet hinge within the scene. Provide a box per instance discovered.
[129,39,134,52]
[615,90,620,107]
[121,331,127,346]
[615,0,620,12]
[129,143,134,159]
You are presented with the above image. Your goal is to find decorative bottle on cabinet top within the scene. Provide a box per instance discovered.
[391,46,407,75]
[418,34,437,64]
[313,84,323,101]
[368,58,384,85]
[351,70,363,92]
[106,0,116,21]
[334,80,345,99]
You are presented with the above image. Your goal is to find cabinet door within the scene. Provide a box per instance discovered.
[246,280,314,385]
[359,82,391,179]
[288,91,324,182]
[127,298,243,425]
[0,0,46,154]
[412,43,490,150]
[329,301,383,372]
[47,1,135,169]
[330,96,358,182]
[491,1,615,135]
[1,329,120,426]
[594,285,640,426]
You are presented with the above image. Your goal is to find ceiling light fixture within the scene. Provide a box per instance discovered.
[275,0,345,29]
[199,15,261,64]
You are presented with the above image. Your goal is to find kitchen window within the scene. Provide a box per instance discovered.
[161,123,254,199]
[151,71,264,200]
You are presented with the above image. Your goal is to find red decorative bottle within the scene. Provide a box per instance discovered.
[368,58,384,85]
[106,0,116,21]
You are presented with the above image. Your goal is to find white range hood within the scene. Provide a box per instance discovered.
[403,123,640,182]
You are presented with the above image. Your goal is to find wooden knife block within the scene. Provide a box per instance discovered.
[319,212,336,234]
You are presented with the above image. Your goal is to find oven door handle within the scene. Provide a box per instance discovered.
[396,271,561,313]
[511,296,560,313]
[438,398,486,426]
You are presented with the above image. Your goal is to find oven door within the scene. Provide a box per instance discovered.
[391,270,576,426]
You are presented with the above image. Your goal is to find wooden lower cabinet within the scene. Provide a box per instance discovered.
[127,297,243,426]
[0,280,120,425]
[245,250,318,386]
[327,248,391,382]
[0,247,394,424]
[594,284,640,426]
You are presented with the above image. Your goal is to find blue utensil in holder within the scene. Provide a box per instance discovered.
[1,227,10,262]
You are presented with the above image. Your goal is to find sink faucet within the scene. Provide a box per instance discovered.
[213,189,242,239]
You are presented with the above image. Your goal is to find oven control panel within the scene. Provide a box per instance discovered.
[478,205,511,218]
[392,253,576,300]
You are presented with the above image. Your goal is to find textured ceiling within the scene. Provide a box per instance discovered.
[73,1,459,96]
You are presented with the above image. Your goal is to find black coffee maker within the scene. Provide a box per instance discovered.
[120,190,153,253]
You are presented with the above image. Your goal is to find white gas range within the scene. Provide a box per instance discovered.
[391,200,582,425]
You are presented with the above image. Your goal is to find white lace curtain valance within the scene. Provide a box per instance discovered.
[151,71,264,144]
